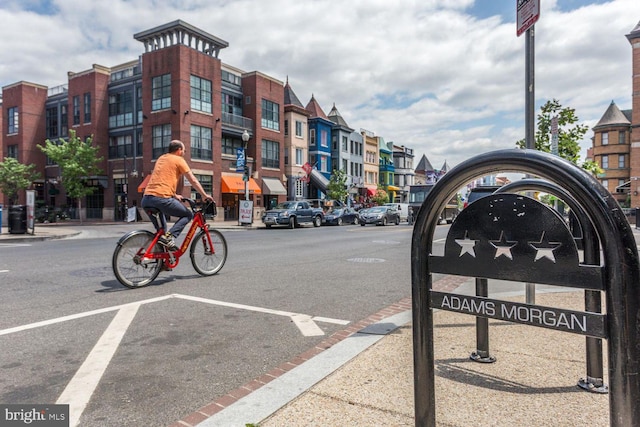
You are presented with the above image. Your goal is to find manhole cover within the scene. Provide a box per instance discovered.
[347,258,386,263]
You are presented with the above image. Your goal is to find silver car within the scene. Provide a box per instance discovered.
[359,206,400,226]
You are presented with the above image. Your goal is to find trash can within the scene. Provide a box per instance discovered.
[8,205,27,234]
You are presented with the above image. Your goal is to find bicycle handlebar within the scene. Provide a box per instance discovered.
[182,197,216,213]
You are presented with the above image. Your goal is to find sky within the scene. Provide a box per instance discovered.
[1,0,639,171]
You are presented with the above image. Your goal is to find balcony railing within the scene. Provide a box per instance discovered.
[222,112,253,130]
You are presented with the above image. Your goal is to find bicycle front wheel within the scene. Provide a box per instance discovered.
[112,230,163,288]
[190,229,227,276]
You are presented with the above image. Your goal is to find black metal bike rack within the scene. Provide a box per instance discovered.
[411,149,640,426]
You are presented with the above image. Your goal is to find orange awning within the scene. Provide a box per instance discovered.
[137,174,152,193]
[221,176,262,195]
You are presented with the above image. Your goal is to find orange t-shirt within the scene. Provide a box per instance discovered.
[144,153,190,198]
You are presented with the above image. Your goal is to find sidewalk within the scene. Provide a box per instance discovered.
[0,218,256,242]
[4,221,638,426]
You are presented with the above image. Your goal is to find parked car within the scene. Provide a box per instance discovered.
[261,201,324,228]
[384,203,410,222]
[323,207,360,225]
[464,186,501,209]
[359,205,400,226]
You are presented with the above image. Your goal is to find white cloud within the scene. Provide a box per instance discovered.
[1,0,638,169]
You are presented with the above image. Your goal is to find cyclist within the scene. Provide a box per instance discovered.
[141,139,212,251]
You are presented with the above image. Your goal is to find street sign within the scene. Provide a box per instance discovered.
[517,0,540,37]
[236,148,246,172]
[239,200,253,224]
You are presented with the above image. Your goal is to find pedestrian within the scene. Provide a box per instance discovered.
[408,207,414,225]
[141,140,212,250]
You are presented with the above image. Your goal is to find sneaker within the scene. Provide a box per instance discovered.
[158,232,178,251]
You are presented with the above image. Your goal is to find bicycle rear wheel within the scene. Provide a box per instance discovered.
[112,230,163,288]
[190,229,227,276]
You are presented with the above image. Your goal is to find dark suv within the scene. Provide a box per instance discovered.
[463,186,501,209]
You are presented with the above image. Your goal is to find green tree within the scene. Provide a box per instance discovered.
[371,186,389,205]
[326,169,349,203]
[0,157,41,205]
[38,130,103,223]
[516,99,602,175]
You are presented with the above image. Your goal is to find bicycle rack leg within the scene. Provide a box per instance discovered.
[470,277,496,363]
[578,289,609,393]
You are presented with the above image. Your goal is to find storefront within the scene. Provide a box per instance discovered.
[261,177,287,210]
[220,174,261,221]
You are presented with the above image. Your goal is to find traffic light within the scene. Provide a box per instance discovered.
[243,166,249,182]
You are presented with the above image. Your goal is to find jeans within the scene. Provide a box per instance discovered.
[141,195,193,238]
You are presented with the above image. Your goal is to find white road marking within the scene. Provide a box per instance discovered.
[0,295,172,337]
[0,270,8,273]
[0,243,31,247]
[173,294,349,336]
[0,294,349,338]
[57,304,139,427]
[3,294,350,426]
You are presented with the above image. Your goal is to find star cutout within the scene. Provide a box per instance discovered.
[455,231,478,258]
[489,231,517,260]
[529,231,562,263]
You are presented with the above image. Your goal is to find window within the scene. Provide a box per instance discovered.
[284,120,289,136]
[295,178,304,198]
[46,107,58,139]
[618,154,625,169]
[221,70,241,86]
[295,121,303,137]
[84,92,91,123]
[191,125,212,160]
[61,104,68,136]
[310,129,316,145]
[619,131,626,144]
[332,135,337,150]
[152,124,171,158]
[295,148,303,166]
[8,107,19,134]
[601,155,608,169]
[221,136,243,155]
[261,99,280,131]
[222,93,243,116]
[109,90,133,128]
[152,74,171,111]
[602,179,608,190]
[262,139,279,168]
[602,132,609,145]
[73,96,80,125]
[109,135,133,159]
[7,145,18,159]
[342,136,348,152]
[320,155,328,172]
[320,130,328,147]
[190,75,212,113]
[192,174,213,200]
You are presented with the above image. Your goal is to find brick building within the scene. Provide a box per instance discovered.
[589,21,640,208]
[1,20,286,222]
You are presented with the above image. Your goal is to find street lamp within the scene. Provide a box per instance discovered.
[242,129,250,201]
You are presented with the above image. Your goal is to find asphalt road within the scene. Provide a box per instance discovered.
[0,222,446,426]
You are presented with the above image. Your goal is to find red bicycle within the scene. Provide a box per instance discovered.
[112,199,227,288]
